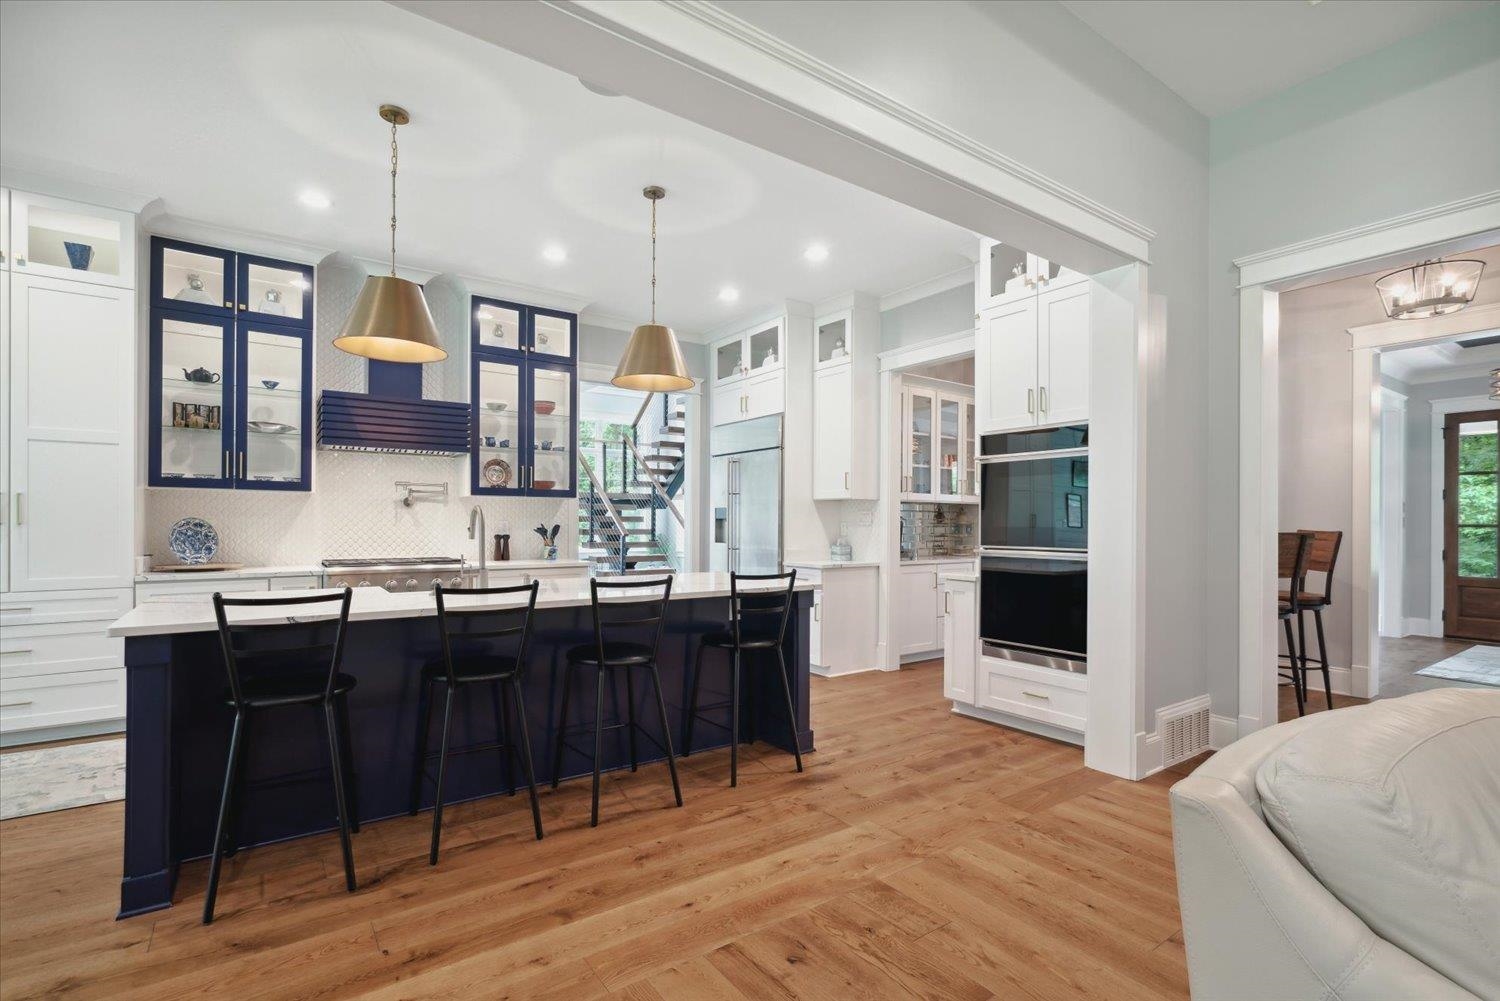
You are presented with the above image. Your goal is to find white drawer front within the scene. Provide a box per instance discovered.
[269,575,323,590]
[1,588,132,626]
[1,622,122,680]
[136,578,271,602]
[977,662,1087,732]
[1,669,126,733]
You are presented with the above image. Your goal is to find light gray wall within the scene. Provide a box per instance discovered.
[881,283,974,351]
[1207,4,1500,713]
[718,0,1213,720]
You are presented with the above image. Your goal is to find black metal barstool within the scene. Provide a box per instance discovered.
[683,570,803,787]
[205,588,359,925]
[553,576,683,828]
[1287,529,1342,711]
[1277,532,1313,717]
[410,581,544,865]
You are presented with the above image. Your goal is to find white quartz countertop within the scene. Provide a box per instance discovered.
[483,559,590,571]
[108,572,817,638]
[899,557,977,567]
[784,560,881,570]
[136,565,324,582]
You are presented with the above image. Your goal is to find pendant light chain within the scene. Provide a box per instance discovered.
[650,194,658,324]
[389,117,399,277]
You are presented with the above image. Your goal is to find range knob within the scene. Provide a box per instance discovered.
[430,577,443,589]
[357,579,371,588]
[449,576,463,588]
[406,578,419,590]
[384,579,398,592]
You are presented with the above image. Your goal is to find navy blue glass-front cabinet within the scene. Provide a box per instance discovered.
[148,237,314,490]
[470,297,577,497]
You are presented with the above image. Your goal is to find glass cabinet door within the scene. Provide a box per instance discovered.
[816,314,850,367]
[964,400,977,498]
[529,363,574,495]
[748,322,781,372]
[238,255,313,327]
[474,358,523,494]
[154,311,234,486]
[908,388,934,497]
[12,191,133,287]
[473,298,524,356]
[715,336,745,385]
[531,309,575,361]
[237,325,308,488]
[938,397,961,498]
[153,238,234,316]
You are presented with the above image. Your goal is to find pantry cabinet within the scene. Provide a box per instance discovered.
[812,297,878,500]
[977,281,1090,434]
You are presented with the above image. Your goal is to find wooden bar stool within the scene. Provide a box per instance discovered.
[683,570,803,787]
[1277,532,1313,716]
[411,581,544,866]
[206,588,359,924]
[553,576,683,828]
[1287,529,1342,711]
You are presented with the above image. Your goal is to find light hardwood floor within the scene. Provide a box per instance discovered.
[0,661,1200,1000]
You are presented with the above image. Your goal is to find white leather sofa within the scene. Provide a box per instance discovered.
[1170,688,1498,1001]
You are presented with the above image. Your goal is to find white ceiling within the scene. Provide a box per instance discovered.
[0,1,976,337]
[1061,1,1488,116]
[1381,336,1500,384]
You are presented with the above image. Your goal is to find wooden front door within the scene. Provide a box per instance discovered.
[1443,409,1500,640]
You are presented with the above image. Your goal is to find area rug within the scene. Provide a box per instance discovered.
[0,738,125,820]
[1415,645,1500,687]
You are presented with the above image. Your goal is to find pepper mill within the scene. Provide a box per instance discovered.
[493,533,511,561]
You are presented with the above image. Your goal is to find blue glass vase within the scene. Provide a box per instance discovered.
[63,241,94,270]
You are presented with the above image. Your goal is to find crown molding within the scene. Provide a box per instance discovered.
[878,266,974,313]
[655,0,1156,250]
[1236,190,1500,289]
[0,163,157,214]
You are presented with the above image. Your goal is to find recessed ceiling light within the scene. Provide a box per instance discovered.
[298,190,332,210]
[803,243,830,263]
[718,286,740,303]
[542,244,568,264]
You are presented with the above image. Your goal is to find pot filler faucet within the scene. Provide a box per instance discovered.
[468,505,486,579]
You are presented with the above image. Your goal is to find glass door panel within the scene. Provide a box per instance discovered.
[530,364,574,495]
[239,326,307,488]
[816,315,849,366]
[240,256,312,326]
[156,313,232,484]
[16,193,129,285]
[155,239,233,315]
[938,397,961,498]
[532,310,575,360]
[909,389,934,497]
[474,299,523,355]
[715,338,744,385]
[475,359,523,493]
[987,242,1028,300]
[749,324,780,372]
[1457,419,1498,579]
[964,400,977,497]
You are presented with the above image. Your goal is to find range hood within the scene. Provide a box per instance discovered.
[317,358,469,455]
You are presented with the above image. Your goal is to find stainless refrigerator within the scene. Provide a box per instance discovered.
[710,415,783,574]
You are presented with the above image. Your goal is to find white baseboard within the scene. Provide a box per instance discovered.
[1402,617,1442,638]
[951,702,1083,747]
[1210,714,1238,750]
[809,663,880,679]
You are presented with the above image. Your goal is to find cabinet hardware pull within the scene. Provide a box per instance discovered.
[224,300,233,308]
[223,450,230,478]
[844,471,850,490]
[1,649,34,656]
[1020,690,1051,701]
[1027,388,1034,414]
[1040,386,1048,413]
[13,492,22,526]
[943,592,951,614]
[814,602,821,621]
[239,452,245,478]
[0,699,34,708]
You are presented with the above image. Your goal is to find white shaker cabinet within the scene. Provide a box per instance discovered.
[811,297,878,500]
[8,273,134,591]
[899,381,976,504]
[711,317,785,427]
[789,563,879,676]
[896,563,942,657]
[941,574,977,705]
[813,365,853,498]
[976,281,1090,434]
[1037,282,1091,426]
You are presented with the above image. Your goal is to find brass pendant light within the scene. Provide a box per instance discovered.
[613,186,693,392]
[333,104,446,364]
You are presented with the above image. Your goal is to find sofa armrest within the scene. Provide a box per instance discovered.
[1171,778,1478,1001]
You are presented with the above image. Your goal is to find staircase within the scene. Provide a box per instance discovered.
[578,397,687,573]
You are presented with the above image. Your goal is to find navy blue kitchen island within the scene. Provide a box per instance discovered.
[108,573,815,918]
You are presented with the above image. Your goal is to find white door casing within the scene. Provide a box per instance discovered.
[1378,389,1406,638]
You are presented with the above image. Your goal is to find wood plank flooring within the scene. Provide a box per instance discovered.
[0,661,1201,1000]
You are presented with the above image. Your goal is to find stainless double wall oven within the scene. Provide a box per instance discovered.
[977,424,1088,672]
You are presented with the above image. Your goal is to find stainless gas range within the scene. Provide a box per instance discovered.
[321,556,479,593]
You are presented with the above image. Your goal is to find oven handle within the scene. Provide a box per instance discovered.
[977,446,1089,464]
[980,547,1087,561]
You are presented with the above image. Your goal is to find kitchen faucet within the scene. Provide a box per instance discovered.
[468,505,486,579]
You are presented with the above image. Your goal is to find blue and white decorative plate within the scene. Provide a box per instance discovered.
[168,517,219,565]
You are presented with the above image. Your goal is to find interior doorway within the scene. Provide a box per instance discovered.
[1441,408,1500,641]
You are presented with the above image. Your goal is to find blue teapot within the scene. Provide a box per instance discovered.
[182,367,221,384]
